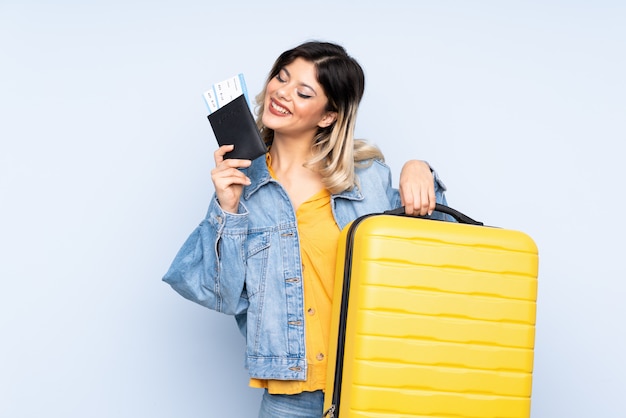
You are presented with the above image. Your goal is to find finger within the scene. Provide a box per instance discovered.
[211,167,251,186]
[214,145,254,168]
[213,156,252,178]
[427,183,436,215]
[399,184,414,215]
[418,186,431,216]
[216,158,252,172]
[214,144,235,165]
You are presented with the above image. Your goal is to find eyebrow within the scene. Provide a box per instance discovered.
[280,67,317,96]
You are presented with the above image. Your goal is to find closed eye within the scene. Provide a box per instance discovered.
[276,68,289,83]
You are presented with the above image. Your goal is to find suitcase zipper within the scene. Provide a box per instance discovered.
[327,213,376,418]
[322,404,335,417]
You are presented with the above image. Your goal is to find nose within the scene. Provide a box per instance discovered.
[275,84,290,101]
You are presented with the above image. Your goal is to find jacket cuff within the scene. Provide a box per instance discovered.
[206,195,250,233]
[423,161,448,192]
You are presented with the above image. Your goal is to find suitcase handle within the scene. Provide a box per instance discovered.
[384,203,484,226]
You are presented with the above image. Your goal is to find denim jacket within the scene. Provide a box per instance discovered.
[163,156,450,381]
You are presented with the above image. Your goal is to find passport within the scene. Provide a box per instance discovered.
[207,94,267,160]
[204,74,267,160]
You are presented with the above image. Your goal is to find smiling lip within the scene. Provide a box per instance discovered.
[268,98,291,116]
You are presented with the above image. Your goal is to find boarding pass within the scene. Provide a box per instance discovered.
[203,73,251,114]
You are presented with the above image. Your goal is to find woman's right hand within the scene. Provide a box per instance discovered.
[211,145,252,213]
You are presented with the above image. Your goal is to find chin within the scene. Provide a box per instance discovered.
[261,113,274,130]
[261,112,283,131]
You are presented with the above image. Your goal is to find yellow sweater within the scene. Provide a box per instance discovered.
[250,156,340,394]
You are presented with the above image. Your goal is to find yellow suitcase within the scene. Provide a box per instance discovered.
[324,205,539,418]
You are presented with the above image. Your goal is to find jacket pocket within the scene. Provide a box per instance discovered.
[243,231,271,298]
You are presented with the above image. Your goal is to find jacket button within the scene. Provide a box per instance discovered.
[316,353,325,361]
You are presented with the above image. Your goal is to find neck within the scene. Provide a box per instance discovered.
[269,133,315,169]
[268,133,325,209]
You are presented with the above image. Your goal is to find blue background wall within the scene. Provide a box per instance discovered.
[1,1,624,416]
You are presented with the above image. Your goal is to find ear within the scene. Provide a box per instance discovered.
[318,111,337,128]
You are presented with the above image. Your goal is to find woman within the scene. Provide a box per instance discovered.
[163,41,451,418]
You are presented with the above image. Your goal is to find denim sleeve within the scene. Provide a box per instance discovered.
[162,195,249,315]
[428,165,456,222]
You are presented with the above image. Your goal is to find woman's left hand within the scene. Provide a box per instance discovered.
[399,160,436,216]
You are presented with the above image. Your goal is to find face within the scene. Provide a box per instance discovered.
[262,57,337,140]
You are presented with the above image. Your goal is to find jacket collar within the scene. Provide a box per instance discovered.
[242,155,272,200]
[333,182,363,201]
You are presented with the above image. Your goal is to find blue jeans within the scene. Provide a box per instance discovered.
[258,389,324,418]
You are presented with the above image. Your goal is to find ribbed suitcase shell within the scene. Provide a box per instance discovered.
[324,213,539,418]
